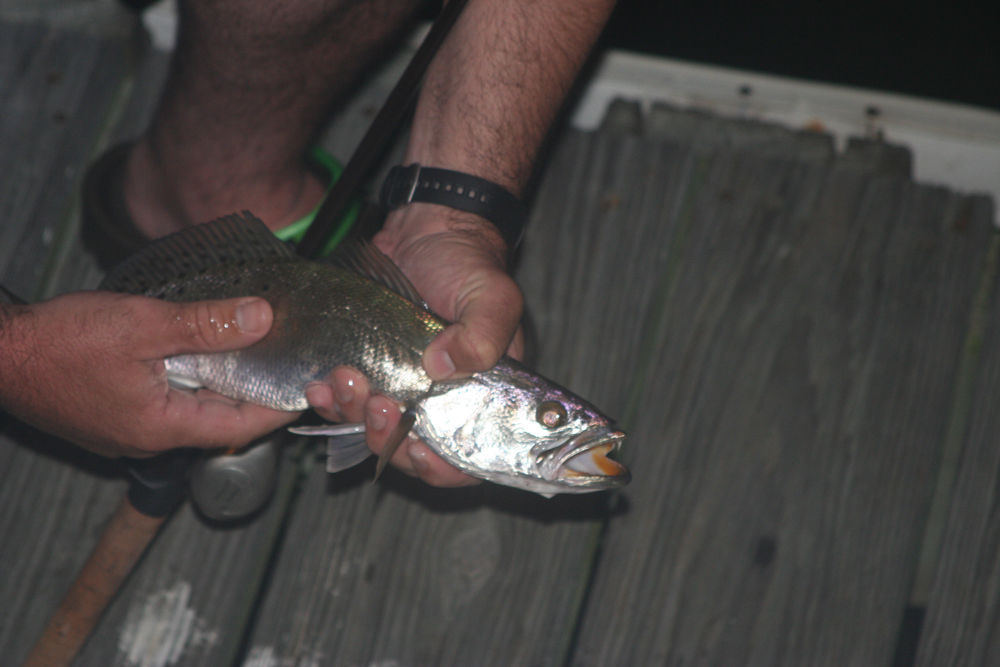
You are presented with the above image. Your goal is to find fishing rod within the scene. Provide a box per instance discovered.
[296,0,471,259]
[20,1,469,664]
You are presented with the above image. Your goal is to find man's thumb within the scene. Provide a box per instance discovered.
[151,296,273,357]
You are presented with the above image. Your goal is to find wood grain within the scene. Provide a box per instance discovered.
[569,135,992,666]
[0,23,135,665]
[915,198,1000,667]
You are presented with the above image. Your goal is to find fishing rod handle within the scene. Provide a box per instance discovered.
[21,495,165,667]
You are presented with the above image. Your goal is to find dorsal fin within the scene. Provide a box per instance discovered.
[100,212,297,294]
[326,238,429,309]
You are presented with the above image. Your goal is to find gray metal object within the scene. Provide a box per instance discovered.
[189,438,280,521]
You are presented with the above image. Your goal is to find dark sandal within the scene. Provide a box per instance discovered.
[81,142,150,271]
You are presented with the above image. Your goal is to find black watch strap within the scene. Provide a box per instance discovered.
[380,164,525,248]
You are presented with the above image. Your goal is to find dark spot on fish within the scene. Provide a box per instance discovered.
[260,283,270,292]
[364,563,375,582]
[176,287,186,296]
[753,535,777,566]
[233,277,241,285]
[53,111,67,124]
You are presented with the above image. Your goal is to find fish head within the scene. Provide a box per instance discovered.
[415,358,630,496]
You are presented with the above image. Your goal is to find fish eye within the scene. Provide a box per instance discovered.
[536,401,568,429]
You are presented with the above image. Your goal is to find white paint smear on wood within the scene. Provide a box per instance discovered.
[117,581,218,667]
[242,646,331,667]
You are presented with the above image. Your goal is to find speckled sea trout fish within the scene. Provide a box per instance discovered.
[100,213,630,496]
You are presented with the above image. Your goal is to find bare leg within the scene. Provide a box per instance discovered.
[125,0,421,238]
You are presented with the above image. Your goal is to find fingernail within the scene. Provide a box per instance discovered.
[235,299,269,333]
[336,376,355,404]
[409,445,431,475]
[305,383,333,411]
[369,406,388,431]
[425,349,456,379]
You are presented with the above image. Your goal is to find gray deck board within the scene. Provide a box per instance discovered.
[915,198,1000,667]
[568,131,993,666]
[0,21,45,107]
[70,442,307,667]
[0,21,137,666]
[645,101,836,162]
[0,24,131,296]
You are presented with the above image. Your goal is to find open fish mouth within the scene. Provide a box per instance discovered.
[537,428,630,487]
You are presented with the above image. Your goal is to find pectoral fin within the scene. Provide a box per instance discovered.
[289,423,366,437]
[374,404,417,481]
[287,404,418,481]
[288,423,372,473]
[325,434,372,473]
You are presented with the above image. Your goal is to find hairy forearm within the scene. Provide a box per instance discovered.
[406,0,617,196]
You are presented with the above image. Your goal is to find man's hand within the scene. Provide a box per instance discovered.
[0,291,298,458]
[305,204,524,487]
[376,205,526,378]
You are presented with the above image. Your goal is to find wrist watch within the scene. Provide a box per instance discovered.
[380,164,525,248]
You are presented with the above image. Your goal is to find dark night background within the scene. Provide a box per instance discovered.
[601,0,1000,112]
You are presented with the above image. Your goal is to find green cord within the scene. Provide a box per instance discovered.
[272,146,360,256]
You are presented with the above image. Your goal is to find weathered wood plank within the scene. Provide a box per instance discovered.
[569,134,991,666]
[0,432,127,661]
[67,441,307,667]
[0,20,137,666]
[645,101,835,162]
[0,21,45,107]
[0,23,132,296]
[915,198,1000,667]
[41,46,173,298]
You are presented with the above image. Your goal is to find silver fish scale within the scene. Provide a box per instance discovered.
[155,261,444,409]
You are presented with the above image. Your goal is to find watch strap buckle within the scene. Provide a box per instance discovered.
[380,164,421,209]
